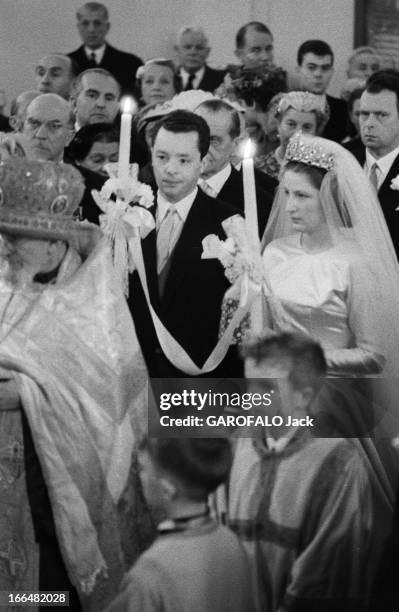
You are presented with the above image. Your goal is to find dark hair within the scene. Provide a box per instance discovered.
[347,87,365,114]
[297,40,334,66]
[77,2,108,20]
[142,438,232,501]
[37,53,79,79]
[241,332,326,391]
[236,21,272,49]
[196,99,241,139]
[151,110,210,158]
[366,69,399,112]
[282,161,327,190]
[71,68,121,99]
[66,122,119,162]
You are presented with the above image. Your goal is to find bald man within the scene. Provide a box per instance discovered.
[23,93,106,223]
[35,54,76,99]
[23,93,74,161]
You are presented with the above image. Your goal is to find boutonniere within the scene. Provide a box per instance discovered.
[390,175,399,191]
[390,175,399,210]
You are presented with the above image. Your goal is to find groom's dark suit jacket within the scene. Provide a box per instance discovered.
[128,189,242,377]
[345,142,399,259]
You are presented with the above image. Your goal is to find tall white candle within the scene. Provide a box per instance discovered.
[242,139,263,333]
[242,139,259,244]
[118,96,137,181]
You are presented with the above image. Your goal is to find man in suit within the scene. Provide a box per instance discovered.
[128,110,240,378]
[234,21,275,70]
[297,39,348,142]
[34,54,76,100]
[174,26,227,93]
[68,2,143,94]
[23,94,74,162]
[70,68,120,130]
[195,98,277,237]
[348,70,399,259]
[23,93,106,223]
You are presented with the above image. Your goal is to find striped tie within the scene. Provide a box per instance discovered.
[156,205,180,273]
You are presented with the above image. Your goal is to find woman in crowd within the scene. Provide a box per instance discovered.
[66,123,119,177]
[256,91,329,178]
[135,58,180,107]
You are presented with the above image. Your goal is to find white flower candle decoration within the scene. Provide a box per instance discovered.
[242,138,259,245]
[242,138,263,333]
[118,96,137,182]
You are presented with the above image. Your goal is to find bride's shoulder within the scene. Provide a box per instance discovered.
[334,239,368,262]
[333,239,377,276]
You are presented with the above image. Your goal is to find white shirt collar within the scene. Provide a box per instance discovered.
[365,145,399,185]
[84,44,106,64]
[265,425,301,453]
[157,187,198,225]
[201,164,232,195]
[180,66,206,89]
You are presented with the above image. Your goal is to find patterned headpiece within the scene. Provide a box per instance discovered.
[285,133,335,171]
[277,91,329,116]
[0,159,96,243]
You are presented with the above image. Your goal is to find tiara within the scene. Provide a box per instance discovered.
[285,135,334,171]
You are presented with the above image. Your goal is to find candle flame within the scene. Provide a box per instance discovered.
[120,96,137,115]
[243,139,255,159]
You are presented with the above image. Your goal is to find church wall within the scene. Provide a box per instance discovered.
[0,0,354,111]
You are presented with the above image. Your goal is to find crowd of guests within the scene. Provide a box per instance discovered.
[1,2,399,611]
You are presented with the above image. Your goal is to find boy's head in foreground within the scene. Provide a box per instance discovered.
[138,437,232,524]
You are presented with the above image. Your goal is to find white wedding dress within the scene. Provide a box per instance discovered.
[262,233,385,377]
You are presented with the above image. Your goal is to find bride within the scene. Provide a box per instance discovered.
[262,133,391,377]
[261,132,399,500]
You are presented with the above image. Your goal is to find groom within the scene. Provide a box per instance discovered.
[128,110,241,377]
